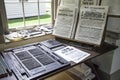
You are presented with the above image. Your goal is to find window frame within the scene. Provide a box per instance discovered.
[4,0,58,31]
[0,0,59,44]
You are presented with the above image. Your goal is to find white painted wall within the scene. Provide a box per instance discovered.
[92,51,114,74]
[107,17,120,33]
[111,39,120,74]
[93,32,120,75]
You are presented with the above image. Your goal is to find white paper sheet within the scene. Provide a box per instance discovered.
[75,6,109,45]
[54,46,90,63]
[53,6,78,39]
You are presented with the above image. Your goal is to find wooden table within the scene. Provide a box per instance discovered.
[0,38,117,80]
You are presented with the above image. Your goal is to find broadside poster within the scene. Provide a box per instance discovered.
[60,0,80,8]
[53,6,77,39]
[75,6,109,45]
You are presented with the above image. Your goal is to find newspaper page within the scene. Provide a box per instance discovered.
[75,6,109,45]
[53,6,78,39]
[54,46,90,63]
[81,0,100,5]
[101,0,120,15]
[60,0,80,8]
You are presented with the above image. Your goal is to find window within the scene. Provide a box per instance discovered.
[4,0,57,30]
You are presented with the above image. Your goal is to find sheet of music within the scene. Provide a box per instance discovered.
[75,6,109,45]
[53,6,77,39]
[101,0,120,15]
[80,0,100,5]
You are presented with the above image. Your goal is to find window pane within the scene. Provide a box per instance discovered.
[28,0,37,2]
[5,0,24,29]
[24,1,38,27]
[4,0,19,3]
[39,0,51,25]
[4,0,53,30]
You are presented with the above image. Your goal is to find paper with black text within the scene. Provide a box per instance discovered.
[60,0,80,8]
[53,6,78,39]
[81,0,100,5]
[75,6,109,45]
[54,46,90,63]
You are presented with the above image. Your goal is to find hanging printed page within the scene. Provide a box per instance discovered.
[60,0,80,8]
[80,0,100,6]
[53,6,78,39]
[75,6,109,45]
